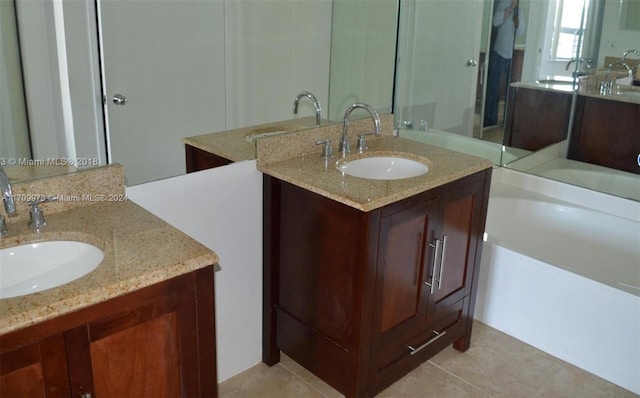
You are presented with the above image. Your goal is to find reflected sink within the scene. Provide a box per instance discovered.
[337,156,428,180]
[536,78,574,85]
[615,90,640,98]
[245,130,294,143]
[245,125,307,143]
[0,241,104,299]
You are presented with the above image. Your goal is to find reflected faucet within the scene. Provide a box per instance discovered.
[340,103,381,156]
[565,58,592,76]
[0,165,16,215]
[601,62,633,95]
[293,91,322,127]
[622,49,640,61]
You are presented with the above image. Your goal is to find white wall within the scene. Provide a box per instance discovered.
[0,0,30,160]
[126,161,263,382]
[327,0,397,121]
[16,0,333,182]
[597,0,640,65]
[225,0,332,128]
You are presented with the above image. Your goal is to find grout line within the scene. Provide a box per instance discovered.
[426,360,492,396]
[277,362,335,398]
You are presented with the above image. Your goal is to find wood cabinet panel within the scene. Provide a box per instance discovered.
[0,266,217,398]
[90,312,181,398]
[0,335,70,398]
[568,96,640,174]
[264,170,491,397]
[504,87,571,151]
[185,144,232,172]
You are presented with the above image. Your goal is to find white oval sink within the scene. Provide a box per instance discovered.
[338,156,428,180]
[0,241,104,299]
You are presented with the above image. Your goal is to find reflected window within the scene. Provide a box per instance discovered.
[549,0,588,60]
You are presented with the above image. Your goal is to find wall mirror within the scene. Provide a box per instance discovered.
[0,0,397,186]
[395,0,639,201]
[2,0,637,200]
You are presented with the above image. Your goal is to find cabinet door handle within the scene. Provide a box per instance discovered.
[438,235,448,290]
[425,238,442,294]
[406,329,447,355]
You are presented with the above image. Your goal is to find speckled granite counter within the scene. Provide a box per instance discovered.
[257,135,493,212]
[0,166,219,335]
[182,117,321,162]
[511,79,640,105]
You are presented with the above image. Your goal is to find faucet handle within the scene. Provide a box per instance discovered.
[315,139,333,158]
[357,132,376,153]
[1,215,7,237]
[27,196,58,230]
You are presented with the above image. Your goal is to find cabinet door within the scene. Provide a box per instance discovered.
[64,268,217,398]
[426,179,484,321]
[373,198,438,348]
[0,335,70,397]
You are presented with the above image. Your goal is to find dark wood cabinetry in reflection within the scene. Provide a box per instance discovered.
[0,266,217,398]
[503,86,572,151]
[263,170,491,397]
[568,96,640,175]
[185,144,232,172]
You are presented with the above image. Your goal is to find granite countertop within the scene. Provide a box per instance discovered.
[258,135,493,212]
[0,200,219,335]
[511,79,640,105]
[182,117,323,162]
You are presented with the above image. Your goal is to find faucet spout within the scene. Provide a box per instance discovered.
[0,166,16,215]
[340,103,381,156]
[293,91,322,127]
[622,49,640,61]
[565,58,592,75]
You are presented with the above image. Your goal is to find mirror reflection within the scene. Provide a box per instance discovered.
[2,0,638,200]
[395,0,639,201]
[0,0,397,186]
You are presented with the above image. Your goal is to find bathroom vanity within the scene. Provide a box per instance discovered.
[0,267,216,397]
[505,80,640,175]
[0,166,220,397]
[258,134,492,397]
[183,117,321,171]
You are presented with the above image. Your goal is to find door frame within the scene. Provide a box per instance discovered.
[15,0,106,163]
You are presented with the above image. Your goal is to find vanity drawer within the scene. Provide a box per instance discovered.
[371,297,466,395]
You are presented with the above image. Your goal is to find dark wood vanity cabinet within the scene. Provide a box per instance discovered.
[185,144,232,172]
[0,266,217,398]
[503,86,572,151]
[568,96,640,175]
[263,170,491,397]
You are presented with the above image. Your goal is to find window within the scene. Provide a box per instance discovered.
[549,0,588,60]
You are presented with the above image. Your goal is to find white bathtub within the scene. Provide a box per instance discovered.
[398,128,529,165]
[475,169,640,394]
[526,158,640,201]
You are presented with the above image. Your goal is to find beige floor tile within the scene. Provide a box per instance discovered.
[428,322,564,397]
[279,353,343,398]
[218,362,324,398]
[378,361,490,398]
[219,322,637,398]
[533,361,638,398]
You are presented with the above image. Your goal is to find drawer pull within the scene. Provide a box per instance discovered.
[406,329,447,355]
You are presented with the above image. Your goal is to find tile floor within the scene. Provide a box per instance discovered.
[219,321,638,397]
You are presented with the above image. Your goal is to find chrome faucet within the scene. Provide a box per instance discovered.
[600,62,633,95]
[0,165,16,216]
[340,103,381,156]
[622,49,640,61]
[565,58,592,76]
[601,62,633,94]
[293,91,322,127]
